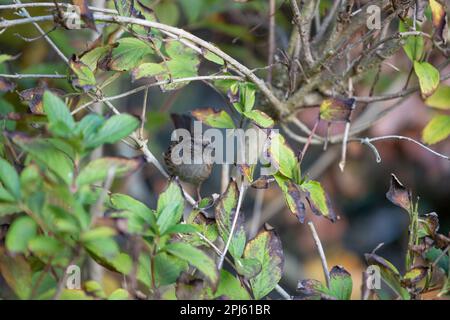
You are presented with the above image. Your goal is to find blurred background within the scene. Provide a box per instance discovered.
[0,0,449,298]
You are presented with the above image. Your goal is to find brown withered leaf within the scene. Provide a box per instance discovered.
[19,87,65,115]
[420,212,440,237]
[0,77,16,93]
[319,97,355,123]
[429,0,448,43]
[251,176,273,189]
[435,233,450,249]
[386,173,412,212]
[237,164,255,183]
[72,0,97,31]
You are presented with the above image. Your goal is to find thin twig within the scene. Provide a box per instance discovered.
[267,0,276,84]
[307,221,330,288]
[0,73,66,79]
[218,183,247,270]
[360,135,450,161]
[71,75,243,115]
[139,88,148,140]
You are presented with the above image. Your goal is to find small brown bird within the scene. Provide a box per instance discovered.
[164,114,213,199]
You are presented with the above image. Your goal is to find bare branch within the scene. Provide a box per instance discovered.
[307,221,330,288]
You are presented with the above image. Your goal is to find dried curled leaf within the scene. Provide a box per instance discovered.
[0,77,15,93]
[72,0,97,30]
[319,98,355,122]
[19,87,65,115]
[386,174,412,212]
[429,0,448,43]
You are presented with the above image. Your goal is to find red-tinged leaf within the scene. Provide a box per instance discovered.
[296,279,331,300]
[301,180,336,222]
[402,266,428,287]
[274,174,306,223]
[414,61,440,98]
[328,266,352,300]
[191,108,235,128]
[429,0,447,43]
[386,174,412,212]
[72,0,97,30]
[243,227,284,299]
[69,55,96,92]
[319,98,355,122]
[0,77,15,93]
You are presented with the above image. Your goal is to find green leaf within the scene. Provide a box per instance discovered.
[203,50,224,65]
[0,249,32,299]
[215,180,246,260]
[13,137,74,185]
[0,157,20,200]
[178,0,204,23]
[414,61,440,98]
[399,20,424,61]
[131,62,166,81]
[234,257,262,279]
[157,40,200,90]
[108,288,130,300]
[84,280,106,299]
[80,46,110,71]
[0,203,21,217]
[110,193,156,233]
[243,228,284,299]
[165,242,218,285]
[6,216,38,253]
[151,252,188,287]
[28,236,63,257]
[365,253,410,300]
[69,56,96,92]
[215,270,251,300]
[43,91,76,136]
[422,114,450,144]
[230,82,256,113]
[191,108,235,128]
[81,226,116,242]
[267,132,299,179]
[76,157,141,186]
[156,181,185,234]
[425,85,450,110]
[328,266,353,300]
[300,180,336,222]
[243,110,274,128]
[104,38,153,71]
[0,54,14,65]
[163,223,200,236]
[154,0,180,25]
[86,114,139,149]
